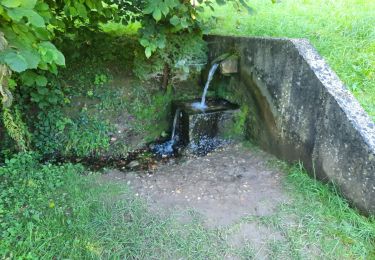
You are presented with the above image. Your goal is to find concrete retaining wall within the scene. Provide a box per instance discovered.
[205,35,375,215]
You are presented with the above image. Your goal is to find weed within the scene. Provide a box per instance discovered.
[94,73,109,86]
[34,110,111,157]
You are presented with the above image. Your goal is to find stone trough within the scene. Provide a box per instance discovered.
[172,98,240,146]
[204,35,375,215]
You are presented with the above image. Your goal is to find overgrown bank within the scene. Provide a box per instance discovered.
[208,0,375,121]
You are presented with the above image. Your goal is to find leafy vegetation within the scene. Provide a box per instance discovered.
[33,110,111,157]
[0,0,250,153]
[208,0,375,120]
[0,1,374,258]
[0,152,229,259]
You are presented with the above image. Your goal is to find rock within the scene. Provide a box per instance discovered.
[127,160,140,169]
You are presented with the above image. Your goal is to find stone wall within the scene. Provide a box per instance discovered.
[205,35,375,215]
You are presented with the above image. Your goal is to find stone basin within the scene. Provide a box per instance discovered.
[172,98,240,146]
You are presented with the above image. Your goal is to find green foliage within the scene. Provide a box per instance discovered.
[0,0,116,74]
[34,110,111,157]
[136,0,251,85]
[94,73,109,86]
[231,105,249,137]
[0,152,85,258]
[0,0,119,148]
[134,33,207,81]
[128,84,173,140]
[1,106,31,152]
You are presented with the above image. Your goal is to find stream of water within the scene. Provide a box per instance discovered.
[152,109,181,156]
[192,63,219,110]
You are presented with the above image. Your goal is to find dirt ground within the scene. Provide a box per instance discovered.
[104,143,293,259]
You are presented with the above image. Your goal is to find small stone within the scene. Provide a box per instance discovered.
[127,160,140,169]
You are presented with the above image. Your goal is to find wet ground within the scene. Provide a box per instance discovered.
[103,143,292,259]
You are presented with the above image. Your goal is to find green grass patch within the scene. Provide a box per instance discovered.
[207,0,375,121]
[246,161,375,259]
[0,153,229,259]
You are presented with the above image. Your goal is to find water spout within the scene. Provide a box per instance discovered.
[192,63,219,110]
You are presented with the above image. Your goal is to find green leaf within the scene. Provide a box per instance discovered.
[1,0,21,8]
[37,86,48,95]
[152,8,162,22]
[165,0,178,8]
[140,38,149,47]
[145,47,152,58]
[7,8,45,27]
[7,78,17,90]
[38,42,65,66]
[159,2,169,16]
[20,71,37,86]
[34,28,50,41]
[35,75,47,86]
[143,3,155,14]
[4,52,28,72]
[20,0,37,9]
[170,15,180,26]
[20,49,40,69]
[75,2,88,19]
[180,18,188,28]
[54,50,65,66]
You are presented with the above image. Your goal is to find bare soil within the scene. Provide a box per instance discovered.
[103,143,292,259]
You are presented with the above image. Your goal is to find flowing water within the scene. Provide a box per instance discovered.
[152,109,181,156]
[192,63,219,110]
[171,108,180,141]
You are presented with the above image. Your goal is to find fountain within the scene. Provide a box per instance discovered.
[153,60,241,156]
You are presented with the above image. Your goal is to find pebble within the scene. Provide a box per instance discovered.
[127,160,140,168]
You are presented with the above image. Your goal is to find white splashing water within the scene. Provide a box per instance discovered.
[171,109,180,141]
[192,63,219,110]
[152,109,180,156]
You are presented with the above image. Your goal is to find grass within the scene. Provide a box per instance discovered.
[1,151,374,259]
[241,160,375,259]
[207,0,375,121]
[0,153,229,259]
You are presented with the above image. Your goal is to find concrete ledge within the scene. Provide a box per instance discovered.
[205,35,375,215]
